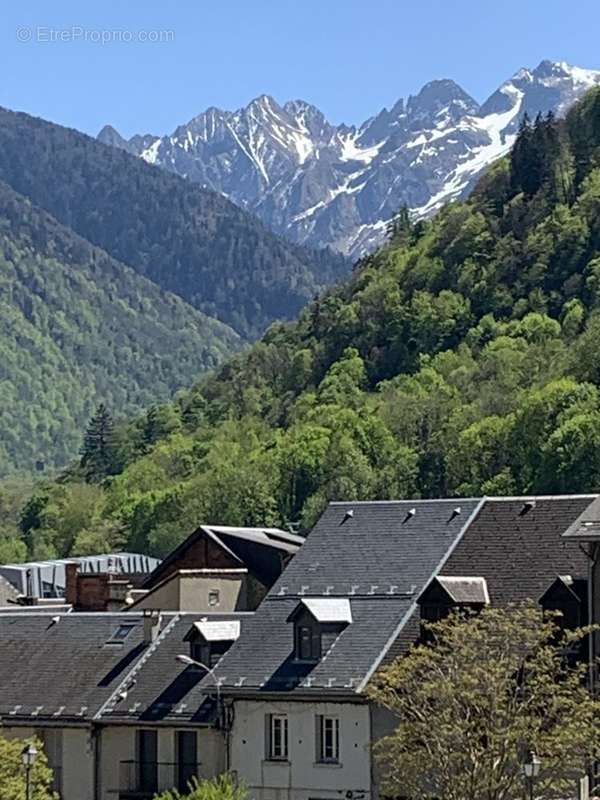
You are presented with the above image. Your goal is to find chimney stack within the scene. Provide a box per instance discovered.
[142,610,162,644]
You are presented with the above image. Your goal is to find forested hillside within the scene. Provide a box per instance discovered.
[0,180,239,476]
[0,107,348,339]
[11,89,600,562]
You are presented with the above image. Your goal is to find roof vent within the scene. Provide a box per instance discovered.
[448,507,462,523]
[519,500,537,516]
[340,509,354,525]
[403,508,417,524]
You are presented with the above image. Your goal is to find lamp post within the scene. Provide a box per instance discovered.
[175,654,221,703]
[21,743,38,800]
[523,751,541,800]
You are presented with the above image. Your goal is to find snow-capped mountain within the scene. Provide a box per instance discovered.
[98,61,600,259]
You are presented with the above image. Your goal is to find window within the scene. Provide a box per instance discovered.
[296,623,321,661]
[113,623,136,640]
[106,623,137,645]
[137,730,158,793]
[266,714,288,760]
[176,730,197,793]
[190,639,230,667]
[208,589,220,607]
[190,640,208,665]
[316,715,339,763]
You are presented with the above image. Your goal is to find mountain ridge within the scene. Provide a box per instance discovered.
[99,60,600,259]
[18,86,600,560]
[0,105,348,339]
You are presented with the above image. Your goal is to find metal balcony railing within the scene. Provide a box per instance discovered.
[119,761,201,798]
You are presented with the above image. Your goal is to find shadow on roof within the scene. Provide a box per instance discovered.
[98,642,146,688]
[139,665,208,722]
[262,652,317,692]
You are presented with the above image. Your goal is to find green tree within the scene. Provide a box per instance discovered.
[368,604,600,800]
[80,404,121,482]
[0,734,57,800]
[153,773,246,800]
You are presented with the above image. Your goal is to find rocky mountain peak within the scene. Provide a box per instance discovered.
[97,124,128,149]
[98,60,600,260]
[407,79,479,121]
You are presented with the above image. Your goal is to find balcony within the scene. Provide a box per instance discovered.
[119,761,201,798]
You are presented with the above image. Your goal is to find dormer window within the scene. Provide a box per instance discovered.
[287,598,352,662]
[296,623,321,662]
[184,619,240,667]
[417,576,489,640]
[539,576,588,662]
[539,576,587,631]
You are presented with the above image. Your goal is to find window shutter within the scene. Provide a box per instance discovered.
[265,713,271,759]
[315,714,322,761]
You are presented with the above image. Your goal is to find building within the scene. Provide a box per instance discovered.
[208,495,597,800]
[128,525,303,612]
[0,553,159,604]
[0,609,250,800]
[0,525,302,799]
[2,496,599,800]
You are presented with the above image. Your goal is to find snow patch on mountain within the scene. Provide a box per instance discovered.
[99,60,600,260]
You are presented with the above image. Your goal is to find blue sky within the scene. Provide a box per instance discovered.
[2,0,600,138]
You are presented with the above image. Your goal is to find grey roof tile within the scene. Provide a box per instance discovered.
[562,496,600,540]
[212,499,482,695]
[0,612,152,721]
[100,613,252,723]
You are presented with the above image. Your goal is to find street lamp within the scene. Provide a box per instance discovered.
[22,743,38,800]
[175,654,221,703]
[522,751,541,800]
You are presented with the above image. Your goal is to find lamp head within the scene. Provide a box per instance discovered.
[523,752,541,779]
[21,743,38,768]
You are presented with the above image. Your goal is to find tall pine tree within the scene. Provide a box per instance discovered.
[80,404,121,482]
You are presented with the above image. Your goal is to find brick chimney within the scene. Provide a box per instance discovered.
[65,562,79,607]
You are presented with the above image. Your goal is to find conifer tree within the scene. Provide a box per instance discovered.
[386,204,413,242]
[80,404,120,482]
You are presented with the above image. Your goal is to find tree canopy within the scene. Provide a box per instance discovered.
[8,89,600,560]
[367,604,600,800]
[0,734,57,800]
[153,773,247,800]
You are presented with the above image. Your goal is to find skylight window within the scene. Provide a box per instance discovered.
[109,623,136,642]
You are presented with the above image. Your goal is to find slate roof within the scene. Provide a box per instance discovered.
[185,619,241,642]
[100,612,252,724]
[208,499,482,697]
[0,553,159,598]
[0,612,154,722]
[0,610,252,726]
[434,576,490,604]
[443,496,594,606]
[562,496,600,540]
[209,496,596,699]
[144,525,304,590]
[289,597,353,623]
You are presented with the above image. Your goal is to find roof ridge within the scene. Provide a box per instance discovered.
[94,613,180,720]
[328,498,482,506]
[356,497,487,692]
[329,494,598,507]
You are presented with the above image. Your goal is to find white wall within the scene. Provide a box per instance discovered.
[230,699,371,800]
[99,724,226,799]
[2,725,94,800]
